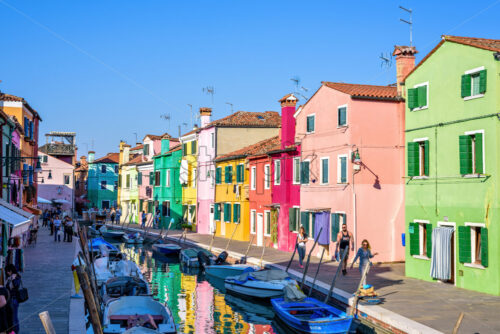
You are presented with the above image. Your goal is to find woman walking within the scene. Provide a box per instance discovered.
[110,207,116,225]
[350,239,378,286]
[0,279,10,334]
[115,207,121,225]
[297,226,308,268]
[5,264,22,333]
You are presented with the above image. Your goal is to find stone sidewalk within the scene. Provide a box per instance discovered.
[18,226,76,333]
[113,222,499,334]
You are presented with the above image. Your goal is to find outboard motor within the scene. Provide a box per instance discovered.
[215,251,228,265]
[197,251,211,269]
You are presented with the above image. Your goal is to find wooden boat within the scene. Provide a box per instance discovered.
[224,269,296,299]
[94,256,144,287]
[123,233,144,244]
[179,248,216,267]
[101,276,150,303]
[152,243,181,256]
[271,297,353,334]
[204,264,258,281]
[101,227,126,240]
[103,296,176,333]
[88,226,102,237]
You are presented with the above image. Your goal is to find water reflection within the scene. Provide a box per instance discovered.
[118,244,277,334]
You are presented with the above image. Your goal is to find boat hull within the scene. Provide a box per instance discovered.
[152,244,181,256]
[102,231,125,240]
[204,265,257,280]
[224,280,289,299]
[179,249,216,267]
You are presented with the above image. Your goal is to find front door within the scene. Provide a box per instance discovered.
[221,209,226,236]
[209,205,215,233]
[257,213,264,246]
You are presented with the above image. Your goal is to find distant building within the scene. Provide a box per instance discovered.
[87,151,119,209]
[37,152,74,212]
[74,155,89,214]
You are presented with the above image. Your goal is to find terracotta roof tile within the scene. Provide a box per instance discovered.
[144,133,178,141]
[0,93,41,120]
[322,82,399,100]
[94,153,119,164]
[215,136,280,162]
[130,144,143,151]
[210,111,280,128]
[123,154,143,166]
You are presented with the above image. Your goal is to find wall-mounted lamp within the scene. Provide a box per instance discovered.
[352,149,361,164]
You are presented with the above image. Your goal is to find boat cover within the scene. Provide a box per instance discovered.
[90,238,118,251]
[283,283,306,302]
[183,248,212,258]
[115,260,142,277]
[231,269,290,284]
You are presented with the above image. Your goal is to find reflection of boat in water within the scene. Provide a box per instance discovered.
[224,293,274,324]
[123,232,144,244]
[152,243,181,256]
[205,264,258,281]
[225,269,296,299]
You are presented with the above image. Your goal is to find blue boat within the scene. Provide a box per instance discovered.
[89,238,118,252]
[152,243,182,256]
[271,297,353,334]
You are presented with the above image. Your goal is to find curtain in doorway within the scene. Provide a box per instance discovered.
[430,227,454,280]
[314,212,330,245]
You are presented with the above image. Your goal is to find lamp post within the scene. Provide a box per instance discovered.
[351,148,361,251]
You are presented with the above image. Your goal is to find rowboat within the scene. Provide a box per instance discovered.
[103,296,176,333]
[271,297,353,334]
[179,248,216,267]
[224,269,296,299]
[123,233,144,244]
[94,256,144,287]
[101,227,126,240]
[204,264,258,281]
[101,276,150,303]
[152,243,181,256]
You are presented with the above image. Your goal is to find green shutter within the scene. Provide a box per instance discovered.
[322,159,328,184]
[215,167,221,184]
[417,85,427,108]
[423,140,429,176]
[236,165,244,183]
[307,116,315,132]
[289,208,296,231]
[479,70,487,94]
[459,135,473,175]
[331,213,339,242]
[137,172,142,185]
[224,203,231,222]
[461,74,471,98]
[191,141,197,154]
[458,226,471,263]
[183,143,187,156]
[426,225,432,258]
[481,227,488,267]
[474,133,483,174]
[149,172,154,185]
[311,213,315,238]
[300,212,309,235]
[409,222,420,256]
[300,161,309,184]
[407,88,418,109]
[214,204,220,220]
[338,107,346,126]
[340,157,347,183]
[233,204,240,223]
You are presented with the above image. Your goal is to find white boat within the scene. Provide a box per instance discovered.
[101,276,151,303]
[205,264,259,280]
[103,296,176,333]
[123,233,144,244]
[224,269,297,299]
[179,248,216,267]
[94,256,144,287]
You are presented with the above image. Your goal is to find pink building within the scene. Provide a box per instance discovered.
[295,82,405,262]
[269,94,301,252]
[9,117,23,207]
[38,152,75,212]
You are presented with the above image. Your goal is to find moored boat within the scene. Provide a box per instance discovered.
[101,226,126,240]
[152,243,181,256]
[204,264,258,281]
[123,233,144,244]
[179,248,216,267]
[94,256,144,287]
[224,269,296,299]
[101,276,150,303]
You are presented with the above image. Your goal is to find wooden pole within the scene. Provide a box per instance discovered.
[208,230,216,252]
[76,266,103,334]
[324,247,348,303]
[452,312,465,334]
[39,311,56,334]
[308,247,325,297]
[285,235,299,273]
[300,227,323,290]
[259,241,267,268]
[224,221,239,252]
[349,262,371,316]
[241,235,254,262]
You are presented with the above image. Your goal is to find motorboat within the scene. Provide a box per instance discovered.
[94,256,144,287]
[101,276,151,303]
[271,297,353,334]
[179,248,216,267]
[103,296,176,333]
[89,238,120,259]
[88,226,102,237]
[205,264,259,281]
[224,269,297,299]
[152,243,181,256]
[101,226,126,240]
[123,232,144,244]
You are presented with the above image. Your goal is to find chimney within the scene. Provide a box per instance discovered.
[123,145,130,164]
[80,156,87,166]
[279,93,298,149]
[161,138,170,154]
[199,107,212,128]
[393,45,418,96]
[88,151,95,163]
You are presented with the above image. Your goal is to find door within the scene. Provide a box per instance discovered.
[257,213,264,246]
[221,208,226,236]
[209,205,215,233]
[448,232,455,284]
[101,200,110,209]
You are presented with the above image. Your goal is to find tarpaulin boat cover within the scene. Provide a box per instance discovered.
[233,269,290,284]
[283,284,306,302]
[430,227,454,280]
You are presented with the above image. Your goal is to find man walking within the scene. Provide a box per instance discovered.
[336,222,354,275]
[66,217,74,242]
[141,211,147,229]
[53,215,62,242]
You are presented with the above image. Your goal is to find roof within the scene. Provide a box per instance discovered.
[144,133,178,141]
[123,154,143,166]
[93,153,119,164]
[209,111,280,128]
[152,144,182,158]
[130,144,143,151]
[0,93,42,120]
[322,82,399,100]
[215,136,280,162]
[404,35,500,81]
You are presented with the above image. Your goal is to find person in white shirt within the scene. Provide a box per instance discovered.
[53,216,62,242]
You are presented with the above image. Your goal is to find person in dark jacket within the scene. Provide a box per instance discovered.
[5,264,21,333]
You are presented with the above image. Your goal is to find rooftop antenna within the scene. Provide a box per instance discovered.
[399,5,413,47]
[187,104,193,128]
[160,113,171,131]
[133,132,138,144]
[379,52,392,68]
[203,86,215,105]
[291,76,309,100]
[225,102,233,113]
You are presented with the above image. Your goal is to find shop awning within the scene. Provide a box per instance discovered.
[37,197,52,204]
[0,199,33,237]
[23,205,43,215]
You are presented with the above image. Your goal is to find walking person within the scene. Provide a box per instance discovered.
[115,207,121,225]
[351,239,378,286]
[154,209,160,229]
[42,210,48,227]
[297,226,308,268]
[141,211,147,229]
[336,222,354,275]
[62,218,68,242]
[53,215,62,242]
[110,207,116,225]
[0,280,10,334]
[66,217,74,242]
[5,264,22,334]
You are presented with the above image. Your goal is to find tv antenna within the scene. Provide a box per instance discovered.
[399,5,413,47]
[291,76,309,100]
[225,102,233,113]
[160,113,171,130]
[379,52,392,68]
[133,132,138,144]
[187,104,193,128]
[203,86,215,104]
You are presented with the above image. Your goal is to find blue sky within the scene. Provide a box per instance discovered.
[0,0,498,157]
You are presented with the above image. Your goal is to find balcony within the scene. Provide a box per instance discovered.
[44,143,75,156]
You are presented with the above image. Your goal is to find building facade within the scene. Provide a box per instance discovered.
[37,152,74,212]
[87,151,119,210]
[180,131,198,229]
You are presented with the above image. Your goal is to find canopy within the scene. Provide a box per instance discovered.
[0,199,33,237]
[37,197,52,204]
[53,199,70,204]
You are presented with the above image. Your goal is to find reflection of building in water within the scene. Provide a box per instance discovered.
[195,281,214,333]
[150,263,182,324]
[179,273,197,332]
[213,290,249,333]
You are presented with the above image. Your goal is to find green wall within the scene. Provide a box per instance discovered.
[87,162,118,209]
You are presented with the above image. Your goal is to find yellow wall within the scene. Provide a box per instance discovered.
[216,127,278,156]
[2,105,35,156]
[182,140,197,206]
[214,158,250,242]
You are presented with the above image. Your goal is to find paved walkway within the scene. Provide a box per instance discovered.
[112,222,500,334]
[18,226,76,334]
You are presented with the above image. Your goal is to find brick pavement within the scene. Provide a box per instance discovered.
[18,226,76,334]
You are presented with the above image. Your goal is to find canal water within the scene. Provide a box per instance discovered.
[118,243,288,334]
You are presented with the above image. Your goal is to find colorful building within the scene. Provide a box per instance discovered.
[37,151,74,212]
[404,35,500,295]
[87,151,119,209]
[180,130,198,229]
[196,110,281,235]
[120,155,141,223]
[74,155,89,214]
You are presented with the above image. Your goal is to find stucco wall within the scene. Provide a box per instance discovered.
[197,127,216,234]
[216,127,279,156]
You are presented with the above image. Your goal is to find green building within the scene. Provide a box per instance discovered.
[153,139,183,229]
[404,35,500,295]
[87,151,119,209]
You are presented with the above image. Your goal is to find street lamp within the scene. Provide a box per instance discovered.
[352,149,361,164]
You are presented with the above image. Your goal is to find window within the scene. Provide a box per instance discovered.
[320,157,329,184]
[114,181,118,190]
[64,174,70,185]
[236,164,244,183]
[288,207,300,232]
[459,224,488,268]
[155,171,161,186]
[251,166,256,190]
[300,161,310,184]
[143,144,150,156]
[138,172,142,185]
[126,174,130,188]
[264,211,271,236]
[306,114,315,133]
[101,180,107,190]
[166,169,171,187]
[225,165,233,184]
[408,82,428,110]
[461,67,486,99]
[162,201,170,217]
[191,141,197,155]
[149,172,154,185]
[182,143,187,156]
[215,167,222,184]
[337,155,347,184]
[409,221,432,258]
[211,133,215,148]
[338,105,347,127]
[192,168,196,188]
[115,165,118,173]
[233,203,240,223]
[101,165,107,173]
[223,203,231,222]
[330,212,346,242]
[214,203,221,220]
[41,155,48,163]
[250,210,256,234]
[459,131,484,175]
[408,139,429,177]
[293,158,300,184]
[264,165,270,189]
[274,160,281,185]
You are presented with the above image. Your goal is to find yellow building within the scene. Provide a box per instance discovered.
[180,131,198,229]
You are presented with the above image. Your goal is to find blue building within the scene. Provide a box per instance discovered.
[87,151,119,209]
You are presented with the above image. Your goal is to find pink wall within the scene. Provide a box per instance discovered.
[196,126,216,234]
[249,155,273,246]
[37,153,74,212]
[296,85,405,262]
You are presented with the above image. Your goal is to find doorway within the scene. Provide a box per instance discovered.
[209,205,215,233]
[438,222,456,285]
[221,208,226,236]
[257,213,264,246]
[101,200,110,209]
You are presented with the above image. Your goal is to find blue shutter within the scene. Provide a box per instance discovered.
[340,157,347,183]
